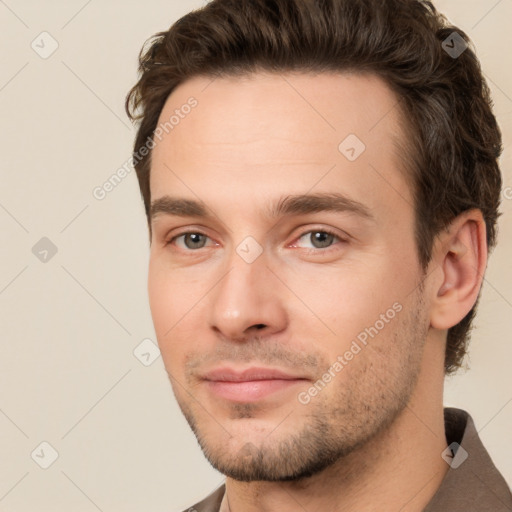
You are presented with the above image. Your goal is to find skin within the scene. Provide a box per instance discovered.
[147,72,487,511]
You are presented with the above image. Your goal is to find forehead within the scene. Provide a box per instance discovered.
[149,71,413,218]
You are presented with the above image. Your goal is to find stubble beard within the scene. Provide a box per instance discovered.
[171,288,428,482]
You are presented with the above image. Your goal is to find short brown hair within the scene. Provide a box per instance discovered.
[125,0,503,374]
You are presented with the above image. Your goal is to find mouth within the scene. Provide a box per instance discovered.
[201,366,309,402]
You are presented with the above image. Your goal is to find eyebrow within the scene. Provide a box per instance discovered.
[150,192,374,223]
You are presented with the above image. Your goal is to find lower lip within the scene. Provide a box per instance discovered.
[206,379,304,402]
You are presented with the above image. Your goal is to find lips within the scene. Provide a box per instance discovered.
[201,367,308,402]
[203,367,302,382]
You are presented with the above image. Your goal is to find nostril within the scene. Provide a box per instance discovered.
[254,324,266,329]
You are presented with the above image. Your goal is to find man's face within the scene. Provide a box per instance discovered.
[148,72,431,481]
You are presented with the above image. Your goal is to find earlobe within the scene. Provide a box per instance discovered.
[430,210,487,330]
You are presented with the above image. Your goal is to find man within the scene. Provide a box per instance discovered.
[125,0,512,510]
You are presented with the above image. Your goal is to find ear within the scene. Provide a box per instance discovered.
[429,209,488,330]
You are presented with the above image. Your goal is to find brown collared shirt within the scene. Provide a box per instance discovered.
[183,408,512,511]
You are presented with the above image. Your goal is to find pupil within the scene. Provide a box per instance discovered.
[186,233,205,248]
[312,232,333,248]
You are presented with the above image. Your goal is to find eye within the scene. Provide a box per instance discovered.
[165,228,345,253]
[168,232,213,250]
[292,229,345,250]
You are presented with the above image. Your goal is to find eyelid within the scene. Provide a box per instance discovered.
[288,226,348,250]
[166,229,216,248]
[164,225,349,251]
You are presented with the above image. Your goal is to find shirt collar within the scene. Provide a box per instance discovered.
[424,407,512,511]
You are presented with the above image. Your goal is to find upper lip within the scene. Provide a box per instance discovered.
[201,367,306,382]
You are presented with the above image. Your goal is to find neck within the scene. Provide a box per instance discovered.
[223,340,448,512]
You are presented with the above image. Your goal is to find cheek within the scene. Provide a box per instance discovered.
[148,261,171,334]
[288,261,392,322]
[148,256,202,329]
[148,257,211,370]
[148,261,188,360]
[284,251,416,354]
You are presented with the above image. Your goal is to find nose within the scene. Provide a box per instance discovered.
[208,250,288,342]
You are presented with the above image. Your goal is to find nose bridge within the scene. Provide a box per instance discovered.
[208,242,287,340]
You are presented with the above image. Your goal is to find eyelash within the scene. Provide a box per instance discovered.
[165,228,347,253]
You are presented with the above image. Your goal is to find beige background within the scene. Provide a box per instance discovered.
[0,0,510,510]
